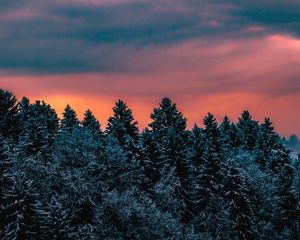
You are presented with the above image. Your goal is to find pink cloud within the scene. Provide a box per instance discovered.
[1,34,300,136]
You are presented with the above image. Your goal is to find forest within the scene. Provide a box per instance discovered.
[0,88,299,240]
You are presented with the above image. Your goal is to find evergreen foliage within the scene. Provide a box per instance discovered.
[61,105,79,132]
[0,89,18,140]
[0,88,298,240]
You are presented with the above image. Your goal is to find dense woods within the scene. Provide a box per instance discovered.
[0,88,299,240]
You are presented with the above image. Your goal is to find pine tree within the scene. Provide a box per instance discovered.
[39,196,75,240]
[82,110,101,134]
[2,173,40,240]
[237,110,259,151]
[140,128,161,184]
[0,89,18,140]
[148,97,191,172]
[0,137,12,237]
[17,100,59,160]
[104,135,145,191]
[149,97,186,143]
[255,118,280,169]
[60,105,79,132]
[223,164,256,239]
[191,113,228,236]
[106,100,139,158]
[148,98,191,216]
[220,116,237,152]
[274,149,298,237]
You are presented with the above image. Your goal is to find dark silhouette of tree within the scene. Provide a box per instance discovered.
[0,89,18,140]
[237,110,259,151]
[107,100,139,158]
[61,105,79,132]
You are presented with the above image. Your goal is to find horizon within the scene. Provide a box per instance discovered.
[1,0,300,136]
[4,88,297,138]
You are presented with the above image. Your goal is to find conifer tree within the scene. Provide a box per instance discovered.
[106,100,139,158]
[237,110,259,151]
[82,109,101,134]
[140,128,161,184]
[223,164,256,239]
[148,98,191,209]
[0,89,18,140]
[191,113,228,236]
[149,97,186,142]
[148,97,190,172]
[2,173,40,240]
[256,118,280,169]
[39,196,75,240]
[0,137,11,237]
[17,100,59,160]
[60,105,79,132]
[104,135,145,191]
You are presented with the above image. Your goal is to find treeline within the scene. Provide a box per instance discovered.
[0,88,299,240]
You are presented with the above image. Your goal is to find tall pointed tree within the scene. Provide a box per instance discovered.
[106,100,146,190]
[60,105,80,132]
[82,109,101,133]
[0,89,18,140]
[237,110,259,151]
[17,100,59,160]
[106,100,139,158]
[0,137,12,236]
[148,97,191,221]
[148,97,190,173]
[255,118,280,169]
[2,173,40,240]
[149,97,186,142]
[223,164,256,239]
[191,113,228,235]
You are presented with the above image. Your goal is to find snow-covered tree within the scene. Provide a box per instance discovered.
[95,186,182,240]
[2,173,40,240]
[17,100,59,160]
[82,110,101,134]
[149,97,186,143]
[39,196,75,240]
[0,89,18,140]
[106,100,139,156]
[237,110,259,151]
[103,135,145,191]
[223,164,256,239]
[60,105,80,132]
[190,113,229,236]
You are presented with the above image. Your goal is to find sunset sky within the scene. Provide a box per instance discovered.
[0,0,299,136]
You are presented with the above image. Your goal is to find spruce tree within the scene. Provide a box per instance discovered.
[17,100,59,160]
[140,128,161,184]
[148,98,192,222]
[223,164,256,239]
[148,97,190,173]
[39,196,75,240]
[149,97,186,142]
[82,109,101,134]
[0,89,18,140]
[191,113,228,236]
[0,137,11,237]
[106,100,139,158]
[220,116,237,152]
[2,173,40,240]
[255,118,280,169]
[104,135,145,191]
[237,110,259,151]
[60,105,80,132]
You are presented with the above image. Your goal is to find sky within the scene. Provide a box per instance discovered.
[0,0,300,136]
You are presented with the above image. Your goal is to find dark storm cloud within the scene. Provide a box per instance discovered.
[0,0,300,73]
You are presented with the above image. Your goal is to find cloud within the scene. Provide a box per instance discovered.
[1,0,290,74]
[0,0,300,136]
